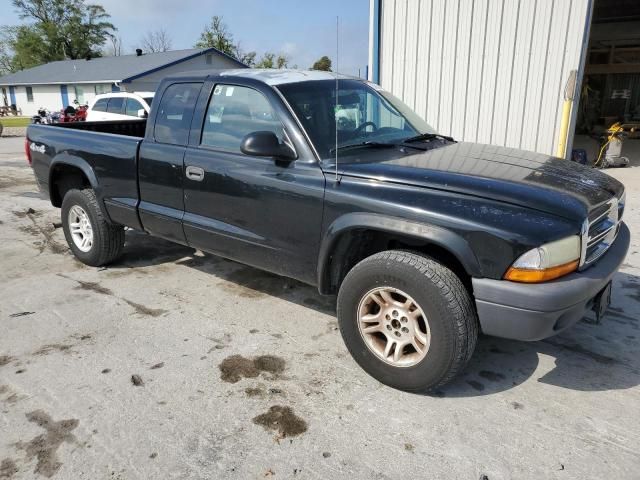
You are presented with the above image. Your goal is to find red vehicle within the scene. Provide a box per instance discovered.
[59,103,88,122]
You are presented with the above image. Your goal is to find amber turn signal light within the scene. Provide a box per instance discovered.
[503,259,579,283]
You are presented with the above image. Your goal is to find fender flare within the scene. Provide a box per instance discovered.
[48,154,110,220]
[316,212,482,292]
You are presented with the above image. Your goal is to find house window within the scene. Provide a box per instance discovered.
[94,84,109,95]
[26,86,34,102]
[74,86,85,105]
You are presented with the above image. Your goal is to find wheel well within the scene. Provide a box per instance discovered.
[323,229,472,295]
[50,164,91,207]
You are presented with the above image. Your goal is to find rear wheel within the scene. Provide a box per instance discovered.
[61,189,124,266]
[337,250,477,392]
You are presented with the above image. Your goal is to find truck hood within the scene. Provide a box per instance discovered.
[323,142,624,221]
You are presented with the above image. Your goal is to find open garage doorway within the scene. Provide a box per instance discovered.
[573,0,640,168]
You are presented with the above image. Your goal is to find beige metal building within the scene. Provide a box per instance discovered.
[369,0,640,159]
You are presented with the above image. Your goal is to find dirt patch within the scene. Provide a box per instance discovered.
[73,280,113,296]
[511,401,525,410]
[9,312,34,318]
[123,299,167,318]
[131,374,144,386]
[0,458,19,479]
[205,333,232,352]
[150,362,164,370]
[34,344,73,356]
[16,410,79,478]
[60,274,166,317]
[0,385,8,395]
[16,210,67,255]
[245,387,265,397]
[12,208,39,218]
[219,355,286,383]
[4,394,20,405]
[0,356,14,367]
[252,405,307,438]
[0,174,34,189]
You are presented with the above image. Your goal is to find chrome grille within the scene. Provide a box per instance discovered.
[580,194,623,269]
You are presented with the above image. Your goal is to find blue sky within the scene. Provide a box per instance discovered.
[1,0,370,75]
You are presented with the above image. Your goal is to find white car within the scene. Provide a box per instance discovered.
[86,92,154,122]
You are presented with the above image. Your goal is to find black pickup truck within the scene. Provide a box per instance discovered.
[26,69,629,392]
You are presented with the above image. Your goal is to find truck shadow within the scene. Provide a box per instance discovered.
[111,232,639,395]
[442,271,640,397]
[110,230,337,315]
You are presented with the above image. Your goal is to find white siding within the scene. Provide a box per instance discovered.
[9,83,108,116]
[377,0,592,156]
[12,85,61,116]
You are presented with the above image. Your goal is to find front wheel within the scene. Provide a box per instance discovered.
[337,250,478,392]
[61,189,125,266]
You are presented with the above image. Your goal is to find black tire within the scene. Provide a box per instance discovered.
[61,189,125,266]
[337,250,478,392]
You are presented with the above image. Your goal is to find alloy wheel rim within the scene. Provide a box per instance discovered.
[357,286,430,367]
[68,205,93,253]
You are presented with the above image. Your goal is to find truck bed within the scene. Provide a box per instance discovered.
[28,121,144,229]
[53,119,147,138]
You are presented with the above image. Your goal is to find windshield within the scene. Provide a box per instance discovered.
[143,97,154,108]
[277,79,437,158]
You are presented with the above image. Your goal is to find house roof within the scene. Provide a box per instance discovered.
[0,48,246,86]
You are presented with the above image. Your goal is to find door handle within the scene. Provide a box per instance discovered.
[185,166,205,182]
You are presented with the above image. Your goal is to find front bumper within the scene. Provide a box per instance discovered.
[472,222,630,341]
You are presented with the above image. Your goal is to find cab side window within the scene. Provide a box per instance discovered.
[106,97,124,114]
[125,98,143,116]
[92,98,108,112]
[201,84,284,152]
[154,83,202,145]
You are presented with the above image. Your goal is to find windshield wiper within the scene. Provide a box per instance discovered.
[401,132,454,143]
[330,141,397,154]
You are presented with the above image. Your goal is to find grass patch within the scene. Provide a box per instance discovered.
[0,117,30,127]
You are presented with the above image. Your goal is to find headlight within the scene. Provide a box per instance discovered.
[504,235,581,283]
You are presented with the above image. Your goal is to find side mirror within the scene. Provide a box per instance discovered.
[137,109,148,118]
[240,131,296,161]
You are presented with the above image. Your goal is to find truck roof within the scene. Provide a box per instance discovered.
[164,68,360,86]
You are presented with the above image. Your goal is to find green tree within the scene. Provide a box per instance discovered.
[311,55,332,71]
[194,15,236,57]
[2,0,115,71]
[194,15,291,69]
[255,52,289,69]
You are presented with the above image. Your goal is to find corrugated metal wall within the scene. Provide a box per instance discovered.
[377,0,592,156]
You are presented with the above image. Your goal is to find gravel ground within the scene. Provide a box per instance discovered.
[0,127,28,138]
[1,134,639,479]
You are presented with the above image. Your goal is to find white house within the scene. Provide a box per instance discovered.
[0,47,246,116]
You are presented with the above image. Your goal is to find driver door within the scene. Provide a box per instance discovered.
[182,82,326,284]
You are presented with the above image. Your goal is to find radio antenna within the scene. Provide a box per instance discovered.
[334,15,339,183]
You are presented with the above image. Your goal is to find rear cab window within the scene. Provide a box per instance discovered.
[154,83,202,145]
